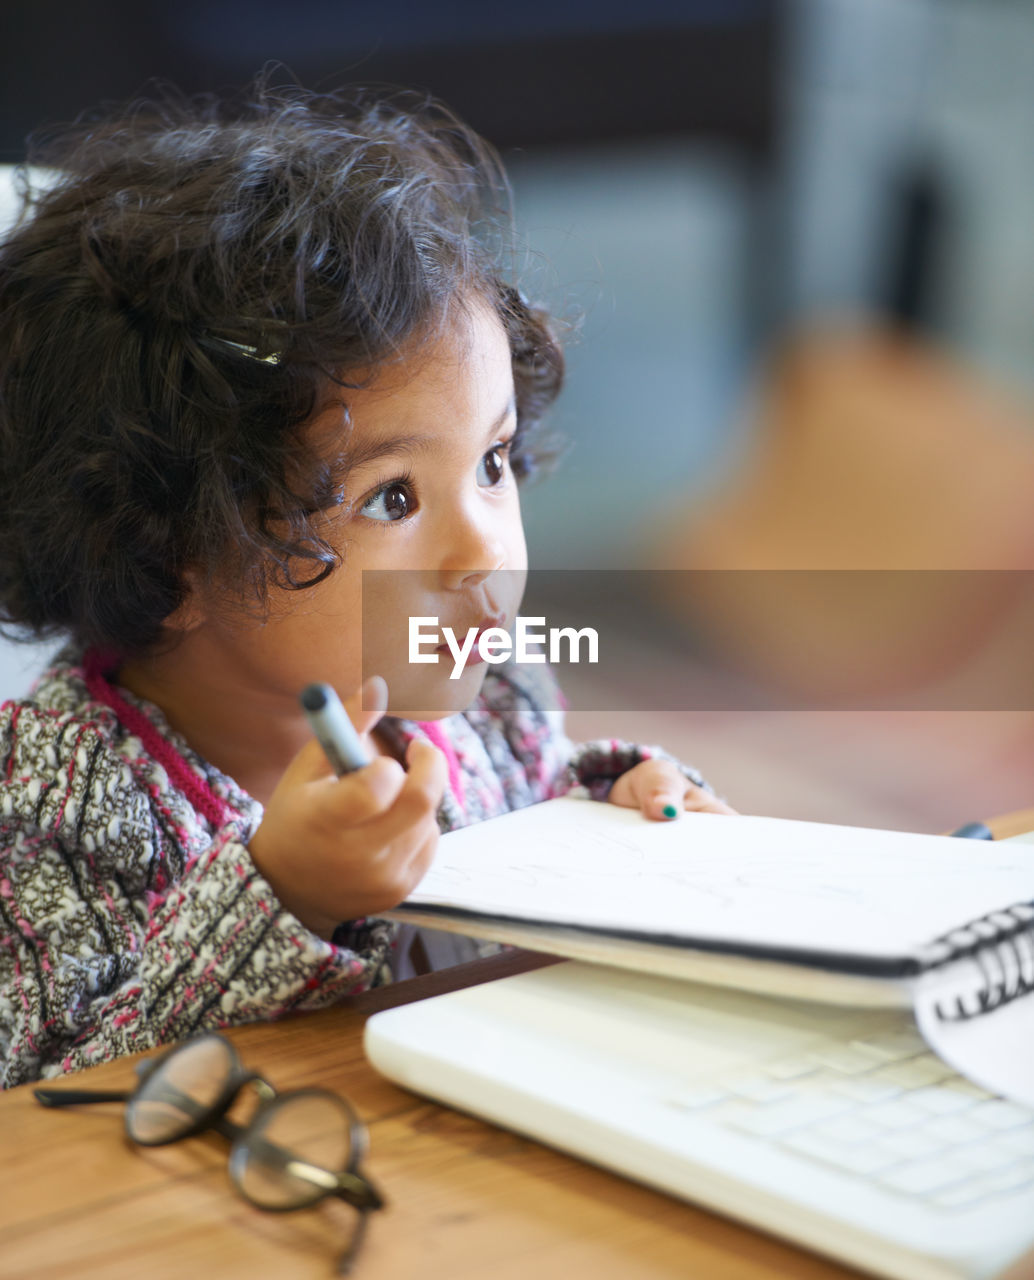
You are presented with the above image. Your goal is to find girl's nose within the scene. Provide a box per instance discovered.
[439,508,506,591]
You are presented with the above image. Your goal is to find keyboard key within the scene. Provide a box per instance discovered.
[869,1060,957,1090]
[824,1075,903,1104]
[764,1056,822,1082]
[909,1053,957,1081]
[854,1029,926,1061]
[931,1166,1033,1208]
[861,1100,928,1130]
[725,1094,851,1137]
[811,1115,884,1146]
[667,1085,727,1111]
[809,1043,890,1075]
[726,1073,798,1103]
[781,1131,901,1176]
[952,1142,1021,1175]
[820,1142,905,1177]
[1003,1128,1034,1157]
[978,1163,1034,1196]
[908,1087,979,1116]
[943,1078,995,1101]
[777,1129,845,1163]
[930,1182,995,1210]
[969,1100,1034,1132]
[878,1128,947,1161]
[879,1157,973,1196]
[921,1114,987,1146]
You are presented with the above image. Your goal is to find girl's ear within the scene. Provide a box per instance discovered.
[161,569,207,634]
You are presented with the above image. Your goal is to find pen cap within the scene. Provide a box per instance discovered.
[300,684,330,713]
[299,682,369,775]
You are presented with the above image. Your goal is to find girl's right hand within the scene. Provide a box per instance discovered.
[246,676,448,937]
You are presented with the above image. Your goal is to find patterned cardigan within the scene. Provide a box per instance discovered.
[0,646,707,1087]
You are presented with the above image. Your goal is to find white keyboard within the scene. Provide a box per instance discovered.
[366,961,1034,1280]
[667,1025,1034,1211]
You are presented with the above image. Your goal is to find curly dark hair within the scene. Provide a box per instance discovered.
[0,79,565,660]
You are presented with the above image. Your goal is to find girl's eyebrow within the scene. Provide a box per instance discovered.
[344,399,516,470]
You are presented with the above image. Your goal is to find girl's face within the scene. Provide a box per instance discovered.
[196,297,528,720]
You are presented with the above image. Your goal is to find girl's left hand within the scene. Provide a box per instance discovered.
[608,759,737,820]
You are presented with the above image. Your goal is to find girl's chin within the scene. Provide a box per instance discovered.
[380,664,489,721]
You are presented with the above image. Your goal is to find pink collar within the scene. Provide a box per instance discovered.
[82,650,237,829]
[414,718,466,811]
[82,652,465,824]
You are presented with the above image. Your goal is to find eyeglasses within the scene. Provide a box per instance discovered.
[33,1032,385,1275]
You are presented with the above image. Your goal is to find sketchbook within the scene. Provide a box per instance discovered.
[389,796,1034,1012]
[390,796,1034,1109]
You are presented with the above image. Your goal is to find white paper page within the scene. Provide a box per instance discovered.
[406,797,1034,967]
[916,955,1034,1107]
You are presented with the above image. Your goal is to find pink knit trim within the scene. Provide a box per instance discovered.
[415,719,466,812]
[82,650,236,829]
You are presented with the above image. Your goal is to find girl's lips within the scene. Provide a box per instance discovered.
[435,617,509,662]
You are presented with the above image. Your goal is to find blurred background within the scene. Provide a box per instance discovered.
[3,0,1034,833]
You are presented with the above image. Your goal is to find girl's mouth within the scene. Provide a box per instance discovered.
[435,616,508,665]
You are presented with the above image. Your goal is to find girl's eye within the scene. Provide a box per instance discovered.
[360,480,413,523]
[477,443,511,488]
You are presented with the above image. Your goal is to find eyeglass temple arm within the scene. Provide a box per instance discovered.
[34,1087,131,1107]
[337,1207,370,1276]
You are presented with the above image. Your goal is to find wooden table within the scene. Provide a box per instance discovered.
[3,810,1034,1280]
[987,806,1034,841]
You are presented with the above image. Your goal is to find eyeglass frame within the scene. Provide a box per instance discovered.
[34,1031,385,1272]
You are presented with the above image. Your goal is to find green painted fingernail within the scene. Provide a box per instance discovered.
[662,804,678,819]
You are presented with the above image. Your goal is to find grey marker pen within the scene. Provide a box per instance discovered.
[299,682,371,776]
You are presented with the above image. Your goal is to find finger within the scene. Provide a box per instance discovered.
[684,787,737,815]
[353,788,443,910]
[281,732,344,787]
[344,674,388,740]
[325,756,409,824]
[400,819,441,896]
[364,812,441,911]
[363,739,448,846]
[638,764,690,822]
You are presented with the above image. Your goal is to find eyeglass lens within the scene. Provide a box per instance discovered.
[232,1092,355,1210]
[127,1035,236,1144]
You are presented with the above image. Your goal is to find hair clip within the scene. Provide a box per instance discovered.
[210,336,283,365]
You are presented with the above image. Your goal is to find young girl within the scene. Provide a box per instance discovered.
[0,82,732,1088]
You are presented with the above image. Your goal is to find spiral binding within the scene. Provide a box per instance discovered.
[920,902,1034,1022]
